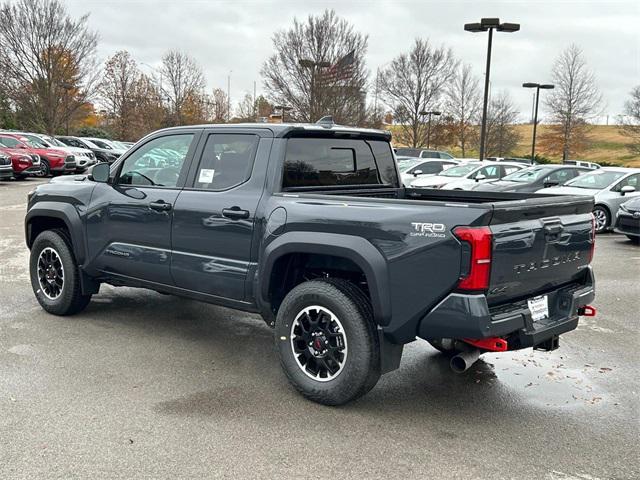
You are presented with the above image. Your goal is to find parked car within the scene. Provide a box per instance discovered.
[0,133,75,176]
[475,165,590,193]
[82,137,128,157]
[0,145,38,179]
[20,133,96,173]
[614,196,640,243]
[397,158,459,186]
[540,167,640,233]
[564,160,601,170]
[57,136,122,164]
[0,153,13,179]
[410,161,523,190]
[26,122,597,404]
[394,148,455,159]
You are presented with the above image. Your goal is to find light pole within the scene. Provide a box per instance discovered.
[274,105,292,123]
[419,110,441,149]
[299,59,330,122]
[464,18,520,160]
[522,82,554,161]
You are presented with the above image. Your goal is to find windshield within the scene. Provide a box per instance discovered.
[395,148,420,157]
[43,135,67,148]
[112,141,128,150]
[565,170,626,189]
[20,135,48,148]
[88,138,113,149]
[502,166,552,183]
[440,163,479,177]
[397,159,422,173]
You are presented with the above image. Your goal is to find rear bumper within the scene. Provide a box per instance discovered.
[417,267,595,350]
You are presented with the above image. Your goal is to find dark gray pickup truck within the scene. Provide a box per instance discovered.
[25,121,596,405]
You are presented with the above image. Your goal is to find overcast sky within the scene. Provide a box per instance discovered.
[65,0,639,123]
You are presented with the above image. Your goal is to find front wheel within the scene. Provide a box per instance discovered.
[35,159,50,177]
[275,279,380,405]
[593,206,610,233]
[29,230,91,315]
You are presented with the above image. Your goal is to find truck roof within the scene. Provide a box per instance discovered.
[152,122,392,141]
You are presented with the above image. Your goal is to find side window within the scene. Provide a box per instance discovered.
[503,165,520,176]
[117,134,193,188]
[613,173,639,191]
[283,138,398,189]
[192,134,259,190]
[473,165,500,179]
[547,169,572,184]
[418,162,442,174]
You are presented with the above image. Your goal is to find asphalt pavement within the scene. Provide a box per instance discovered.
[0,177,638,479]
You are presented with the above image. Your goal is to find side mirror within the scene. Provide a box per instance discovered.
[88,162,110,183]
[621,185,635,195]
[413,169,423,177]
[544,180,559,188]
[475,174,487,182]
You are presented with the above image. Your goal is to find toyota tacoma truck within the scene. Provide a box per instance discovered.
[25,120,596,405]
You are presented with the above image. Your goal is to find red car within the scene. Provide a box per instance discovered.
[0,146,40,178]
[0,133,76,176]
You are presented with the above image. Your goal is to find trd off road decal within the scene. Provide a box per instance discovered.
[410,222,446,238]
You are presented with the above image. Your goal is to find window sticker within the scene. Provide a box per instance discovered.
[198,169,215,183]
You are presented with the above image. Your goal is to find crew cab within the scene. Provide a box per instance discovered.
[25,121,596,405]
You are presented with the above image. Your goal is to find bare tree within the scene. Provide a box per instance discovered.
[160,50,206,126]
[618,85,640,155]
[130,73,164,139]
[99,51,140,140]
[380,39,457,148]
[261,9,368,125]
[542,44,602,159]
[235,93,255,122]
[482,91,521,157]
[445,64,481,157]
[207,88,229,123]
[0,0,99,134]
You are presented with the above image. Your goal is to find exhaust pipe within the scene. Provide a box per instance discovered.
[450,349,481,373]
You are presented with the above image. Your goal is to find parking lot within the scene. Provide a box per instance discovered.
[0,177,638,479]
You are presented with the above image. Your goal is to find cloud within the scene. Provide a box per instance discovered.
[67,0,638,122]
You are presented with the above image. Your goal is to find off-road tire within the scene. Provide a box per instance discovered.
[30,229,91,315]
[275,278,380,406]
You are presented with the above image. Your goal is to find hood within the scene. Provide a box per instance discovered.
[539,186,598,196]
[49,173,90,184]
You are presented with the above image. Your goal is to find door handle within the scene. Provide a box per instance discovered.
[149,200,172,212]
[222,207,250,219]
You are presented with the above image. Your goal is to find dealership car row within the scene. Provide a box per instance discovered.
[0,130,131,179]
[1,132,638,242]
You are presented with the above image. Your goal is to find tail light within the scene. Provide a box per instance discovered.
[453,226,493,291]
[588,213,596,263]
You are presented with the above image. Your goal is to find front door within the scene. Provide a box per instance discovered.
[86,132,198,286]
[171,131,268,300]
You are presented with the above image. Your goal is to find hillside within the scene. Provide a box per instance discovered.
[389,124,640,167]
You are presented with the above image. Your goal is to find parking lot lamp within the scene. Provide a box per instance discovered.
[419,110,441,149]
[522,82,554,161]
[464,18,520,160]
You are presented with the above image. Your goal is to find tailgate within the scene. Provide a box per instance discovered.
[486,195,594,305]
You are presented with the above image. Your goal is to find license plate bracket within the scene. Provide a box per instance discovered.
[527,295,549,322]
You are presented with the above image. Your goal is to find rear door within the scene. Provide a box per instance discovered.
[486,196,594,306]
[170,129,272,300]
[86,131,199,285]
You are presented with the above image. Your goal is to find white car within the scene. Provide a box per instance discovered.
[537,167,640,233]
[20,132,96,171]
[397,158,459,186]
[410,161,524,190]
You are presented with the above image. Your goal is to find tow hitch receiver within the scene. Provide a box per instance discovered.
[578,305,597,317]
[463,337,508,352]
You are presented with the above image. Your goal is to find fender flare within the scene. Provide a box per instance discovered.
[259,231,391,325]
[25,202,86,265]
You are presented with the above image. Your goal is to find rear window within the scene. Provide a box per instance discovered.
[395,148,421,157]
[283,138,398,189]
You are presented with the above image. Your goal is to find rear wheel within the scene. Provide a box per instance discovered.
[29,230,91,315]
[275,279,380,405]
[593,206,610,233]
